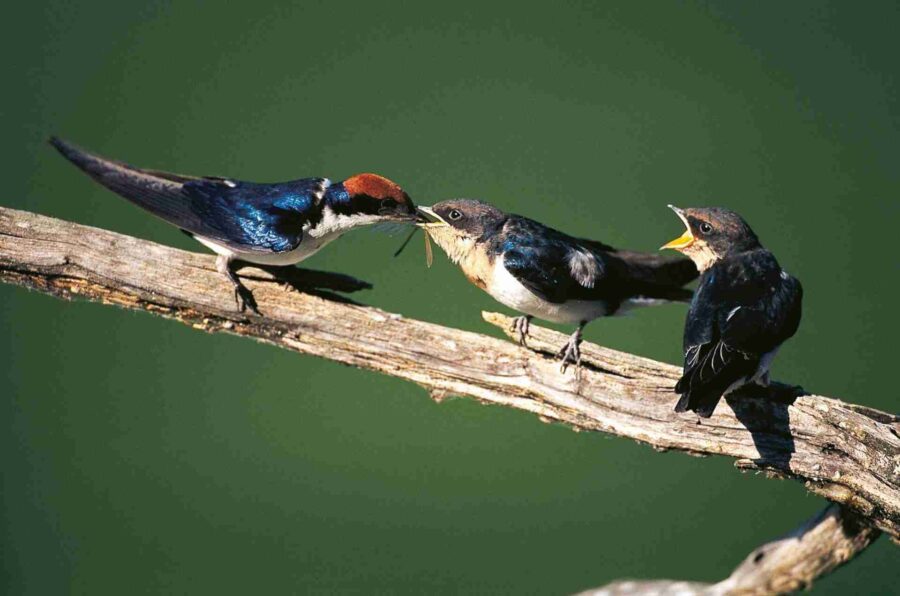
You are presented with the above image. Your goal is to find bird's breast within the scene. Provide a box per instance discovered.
[455,245,495,291]
[486,257,609,324]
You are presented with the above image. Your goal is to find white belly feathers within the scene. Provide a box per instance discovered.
[194,228,344,266]
[487,256,609,324]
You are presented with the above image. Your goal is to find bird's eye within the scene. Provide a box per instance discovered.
[699,222,713,234]
[448,209,463,221]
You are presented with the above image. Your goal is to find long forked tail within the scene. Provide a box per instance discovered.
[48,137,202,230]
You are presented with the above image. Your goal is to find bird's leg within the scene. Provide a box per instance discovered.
[511,315,532,346]
[216,255,259,314]
[557,322,586,374]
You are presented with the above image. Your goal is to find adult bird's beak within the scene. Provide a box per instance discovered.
[661,204,695,250]
[416,206,448,227]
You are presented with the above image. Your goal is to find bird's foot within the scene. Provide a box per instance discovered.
[557,329,583,374]
[218,255,260,315]
[511,315,531,346]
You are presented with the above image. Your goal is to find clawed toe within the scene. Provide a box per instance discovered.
[511,316,531,346]
[557,340,581,373]
[557,323,585,374]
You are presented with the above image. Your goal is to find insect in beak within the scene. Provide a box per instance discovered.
[394,208,437,267]
[393,227,418,257]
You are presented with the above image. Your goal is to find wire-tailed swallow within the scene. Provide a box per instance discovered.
[661,206,803,417]
[418,199,699,371]
[50,137,417,312]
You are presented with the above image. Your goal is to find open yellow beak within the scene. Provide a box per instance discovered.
[661,230,694,250]
[660,204,695,250]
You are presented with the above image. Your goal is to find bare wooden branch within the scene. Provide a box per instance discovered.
[2,206,899,543]
[576,504,880,595]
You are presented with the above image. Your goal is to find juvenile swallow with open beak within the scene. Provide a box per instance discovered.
[661,206,803,417]
[50,137,417,312]
[418,200,698,371]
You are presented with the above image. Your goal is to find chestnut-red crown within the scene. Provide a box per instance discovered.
[343,173,412,205]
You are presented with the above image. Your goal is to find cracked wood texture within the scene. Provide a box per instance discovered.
[1,206,899,546]
[577,504,879,595]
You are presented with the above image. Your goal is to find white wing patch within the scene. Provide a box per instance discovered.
[726,306,741,322]
[309,205,381,238]
[568,248,602,288]
[315,178,332,202]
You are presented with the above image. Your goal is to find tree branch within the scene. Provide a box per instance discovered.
[2,207,899,547]
[576,504,880,595]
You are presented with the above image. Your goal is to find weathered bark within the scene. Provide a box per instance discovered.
[1,206,899,550]
[576,504,880,595]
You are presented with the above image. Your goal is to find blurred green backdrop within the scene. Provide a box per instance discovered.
[2,1,898,593]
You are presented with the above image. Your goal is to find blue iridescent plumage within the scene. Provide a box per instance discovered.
[419,199,699,371]
[49,136,336,255]
[180,178,328,253]
[49,136,416,313]
[492,215,689,306]
[661,206,804,417]
[676,249,802,417]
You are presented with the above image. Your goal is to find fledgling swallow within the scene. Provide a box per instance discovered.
[661,206,803,417]
[50,137,417,312]
[418,200,699,372]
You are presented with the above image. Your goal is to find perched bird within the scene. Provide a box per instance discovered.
[661,206,803,417]
[50,137,417,312]
[418,199,698,371]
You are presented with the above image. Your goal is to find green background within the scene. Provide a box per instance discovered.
[3,1,898,593]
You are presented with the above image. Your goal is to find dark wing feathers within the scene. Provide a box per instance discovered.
[50,136,203,227]
[577,234,699,294]
[499,217,605,303]
[609,250,698,290]
[675,251,802,416]
[50,137,324,253]
[674,312,764,417]
[572,236,616,253]
[179,178,324,252]
[499,216,697,305]
[501,244,583,303]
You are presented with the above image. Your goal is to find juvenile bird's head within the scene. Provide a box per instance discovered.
[416,199,507,265]
[326,173,417,228]
[661,206,760,270]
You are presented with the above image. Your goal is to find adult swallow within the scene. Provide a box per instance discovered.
[661,206,803,417]
[50,137,417,312]
[418,199,698,371]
